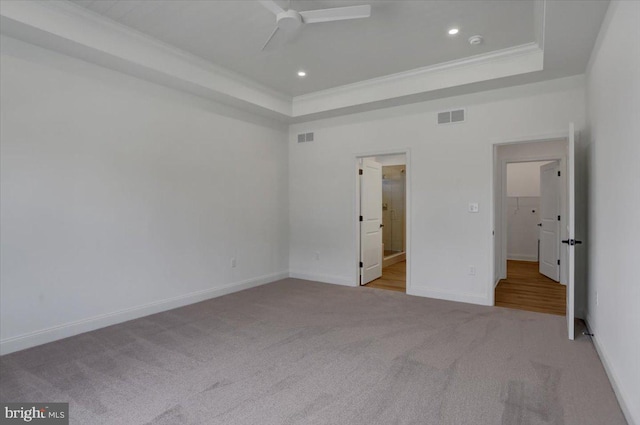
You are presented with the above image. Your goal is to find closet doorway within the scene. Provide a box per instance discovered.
[496,159,565,315]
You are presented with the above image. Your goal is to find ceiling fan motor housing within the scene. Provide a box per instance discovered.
[277,10,303,30]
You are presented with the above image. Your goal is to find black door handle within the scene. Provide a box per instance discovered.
[380,224,384,228]
[561,239,583,246]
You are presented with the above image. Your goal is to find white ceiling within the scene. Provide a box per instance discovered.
[1,0,610,121]
[70,0,537,96]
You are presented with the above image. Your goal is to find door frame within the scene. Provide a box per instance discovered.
[354,149,411,292]
[489,133,568,307]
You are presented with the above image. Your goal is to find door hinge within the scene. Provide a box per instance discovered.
[557,259,560,265]
[359,215,363,222]
[558,171,561,177]
[359,169,363,175]
[558,215,561,221]
[359,261,363,268]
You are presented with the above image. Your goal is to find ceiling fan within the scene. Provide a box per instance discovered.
[258,0,372,50]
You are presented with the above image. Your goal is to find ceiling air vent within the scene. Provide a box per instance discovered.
[297,132,314,143]
[437,109,465,125]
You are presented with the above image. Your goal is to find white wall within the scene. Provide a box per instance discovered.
[289,75,586,305]
[506,161,550,197]
[0,37,289,354]
[506,197,540,262]
[585,1,640,423]
[375,154,406,166]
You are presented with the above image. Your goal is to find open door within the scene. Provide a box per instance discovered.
[360,159,383,285]
[539,161,560,281]
[563,122,579,340]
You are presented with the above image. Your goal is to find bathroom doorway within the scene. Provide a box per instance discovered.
[357,153,407,293]
[381,164,406,268]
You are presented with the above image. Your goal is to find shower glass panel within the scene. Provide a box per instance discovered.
[381,165,405,257]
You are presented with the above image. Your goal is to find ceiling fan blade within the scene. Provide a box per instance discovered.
[299,5,371,24]
[262,26,280,51]
[261,26,301,52]
[258,0,285,16]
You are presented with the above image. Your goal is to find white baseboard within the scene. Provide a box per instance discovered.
[289,270,356,287]
[0,271,288,356]
[382,252,405,268]
[585,315,637,425]
[507,254,538,262]
[407,286,491,306]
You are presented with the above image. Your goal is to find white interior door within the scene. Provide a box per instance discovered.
[539,161,560,281]
[360,159,383,284]
[564,123,577,340]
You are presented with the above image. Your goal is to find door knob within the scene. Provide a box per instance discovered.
[561,239,583,246]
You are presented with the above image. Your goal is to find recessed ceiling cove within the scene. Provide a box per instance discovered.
[68,0,536,96]
[0,0,609,121]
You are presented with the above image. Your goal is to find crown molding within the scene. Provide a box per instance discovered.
[1,0,547,122]
[0,0,293,121]
[292,42,543,117]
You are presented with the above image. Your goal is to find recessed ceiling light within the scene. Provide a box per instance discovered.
[448,28,459,35]
[297,70,306,77]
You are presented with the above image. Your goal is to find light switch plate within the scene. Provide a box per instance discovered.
[468,202,479,213]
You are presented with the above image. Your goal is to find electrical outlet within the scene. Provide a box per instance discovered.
[314,251,320,261]
[468,265,476,276]
[468,203,479,213]
[231,258,236,268]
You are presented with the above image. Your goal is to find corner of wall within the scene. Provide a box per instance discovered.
[584,315,637,425]
[0,271,289,355]
[288,271,356,287]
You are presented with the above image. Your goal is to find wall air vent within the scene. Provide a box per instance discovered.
[297,132,314,143]
[437,111,451,124]
[451,109,465,122]
[437,109,465,125]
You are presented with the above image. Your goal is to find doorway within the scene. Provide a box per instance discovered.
[492,125,579,340]
[495,159,566,315]
[356,153,408,293]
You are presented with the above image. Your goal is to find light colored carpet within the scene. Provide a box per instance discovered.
[0,279,627,425]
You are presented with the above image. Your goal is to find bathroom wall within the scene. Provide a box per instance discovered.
[382,165,405,254]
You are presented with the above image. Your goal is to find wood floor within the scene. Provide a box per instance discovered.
[363,261,406,292]
[363,260,564,313]
[495,260,566,316]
